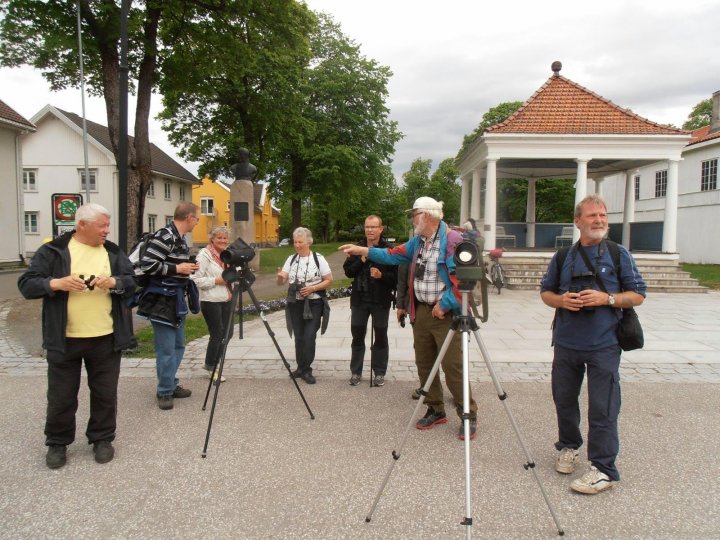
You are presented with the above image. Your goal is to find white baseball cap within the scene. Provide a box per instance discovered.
[407,196,443,213]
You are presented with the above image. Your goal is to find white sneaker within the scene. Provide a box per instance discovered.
[555,447,580,474]
[570,466,615,494]
[206,371,226,383]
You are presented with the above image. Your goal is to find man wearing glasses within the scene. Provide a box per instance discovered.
[343,215,397,387]
[340,198,478,440]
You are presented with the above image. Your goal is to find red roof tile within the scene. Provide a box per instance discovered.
[687,125,720,147]
[0,99,36,131]
[486,75,686,136]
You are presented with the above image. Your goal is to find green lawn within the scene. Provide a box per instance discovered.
[257,242,345,273]
[681,263,720,290]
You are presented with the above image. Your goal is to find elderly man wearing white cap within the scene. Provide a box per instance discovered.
[340,196,479,440]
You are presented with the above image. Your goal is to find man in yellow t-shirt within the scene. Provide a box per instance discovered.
[18,203,136,469]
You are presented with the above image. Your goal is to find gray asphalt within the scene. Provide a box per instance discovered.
[1,269,719,538]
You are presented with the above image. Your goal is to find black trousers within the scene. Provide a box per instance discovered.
[288,299,324,374]
[200,300,234,368]
[45,334,121,446]
[350,301,390,376]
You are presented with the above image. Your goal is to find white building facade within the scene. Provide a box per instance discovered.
[21,105,198,256]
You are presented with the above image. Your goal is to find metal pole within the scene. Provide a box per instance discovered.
[118,0,130,251]
[76,1,91,202]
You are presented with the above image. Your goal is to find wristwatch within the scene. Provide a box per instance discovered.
[607,294,616,306]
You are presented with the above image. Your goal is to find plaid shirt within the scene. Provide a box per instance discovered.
[413,231,445,304]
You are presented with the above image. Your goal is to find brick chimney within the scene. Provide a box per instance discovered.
[710,90,720,134]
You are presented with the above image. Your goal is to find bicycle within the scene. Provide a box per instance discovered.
[487,248,506,294]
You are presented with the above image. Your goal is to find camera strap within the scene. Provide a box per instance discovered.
[576,242,611,296]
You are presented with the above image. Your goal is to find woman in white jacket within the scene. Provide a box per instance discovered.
[192,226,233,381]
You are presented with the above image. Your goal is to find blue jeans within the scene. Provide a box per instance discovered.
[552,344,622,480]
[153,318,186,396]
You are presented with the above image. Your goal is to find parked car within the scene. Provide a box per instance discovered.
[278,238,290,247]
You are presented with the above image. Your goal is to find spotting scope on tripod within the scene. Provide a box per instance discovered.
[200,238,315,458]
[365,237,565,538]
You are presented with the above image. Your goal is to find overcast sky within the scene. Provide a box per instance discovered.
[1,0,718,181]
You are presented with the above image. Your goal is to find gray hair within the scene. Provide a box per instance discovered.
[574,194,608,219]
[293,227,313,245]
[208,225,231,240]
[75,202,110,223]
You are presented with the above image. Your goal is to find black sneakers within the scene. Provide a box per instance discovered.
[415,407,448,430]
[46,445,67,469]
[301,371,316,384]
[157,395,174,410]
[93,440,115,464]
[172,385,192,398]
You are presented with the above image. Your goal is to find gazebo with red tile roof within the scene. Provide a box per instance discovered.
[457,62,691,253]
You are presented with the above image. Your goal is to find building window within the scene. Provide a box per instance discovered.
[201,197,214,216]
[701,159,718,191]
[148,214,157,233]
[633,175,640,201]
[654,170,667,198]
[164,181,172,200]
[24,212,38,233]
[23,169,38,192]
[179,185,186,201]
[147,181,155,198]
[165,215,173,227]
[79,169,98,192]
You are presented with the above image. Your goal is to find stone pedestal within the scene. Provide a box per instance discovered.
[230,179,260,271]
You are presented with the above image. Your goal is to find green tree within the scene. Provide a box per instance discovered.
[682,98,713,130]
[496,178,575,223]
[158,1,315,182]
[400,158,432,210]
[457,101,523,157]
[429,158,461,224]
[1,0,183,248]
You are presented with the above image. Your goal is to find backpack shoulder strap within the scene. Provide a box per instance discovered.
[555,245,571,278]
[312,251,320,269]
[605,240,621,275]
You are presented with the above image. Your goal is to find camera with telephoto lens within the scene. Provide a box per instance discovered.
[286,281,306,303]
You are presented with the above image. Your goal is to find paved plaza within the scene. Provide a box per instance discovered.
[0,289,719,539]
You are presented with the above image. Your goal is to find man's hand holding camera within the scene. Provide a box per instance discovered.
[50,274,117,292]
[562,288,608,311]
[176,261,199,275]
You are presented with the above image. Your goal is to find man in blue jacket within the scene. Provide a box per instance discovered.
[341,197,478,440]
[18,203,136,469]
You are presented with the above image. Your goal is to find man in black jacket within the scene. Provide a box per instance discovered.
[343,215,397,386]
[18,203,136,469]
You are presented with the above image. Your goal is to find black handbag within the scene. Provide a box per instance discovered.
[577,244,644,351]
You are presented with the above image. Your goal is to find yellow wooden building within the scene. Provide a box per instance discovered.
[191,175,280,246]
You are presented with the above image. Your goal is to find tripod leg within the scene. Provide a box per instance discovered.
[365,327,457,523]
[243,282,315,420]
[470,327,565,536]
[202,282,241,457]
[460,327,473,536]
[369,324,374,387]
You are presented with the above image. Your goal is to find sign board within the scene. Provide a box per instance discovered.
[51,193,83,237]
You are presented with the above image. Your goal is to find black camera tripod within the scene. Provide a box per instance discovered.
[365,284,565,538]
[201,263,315,458]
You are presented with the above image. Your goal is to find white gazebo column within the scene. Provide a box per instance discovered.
[483,159,497,249]
[460,174,470,224]
[471,166,482,221]
[662,159,680,253]
[621,172,634,248]
[526,177,536,248]
[573,158,589,242]
[594,177,604,197]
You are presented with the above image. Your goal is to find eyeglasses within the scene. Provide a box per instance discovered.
[364,225,381,229]
[411,211,425,218]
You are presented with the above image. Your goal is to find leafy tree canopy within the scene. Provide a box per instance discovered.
[457,101,523,157]
[682,97,712,130]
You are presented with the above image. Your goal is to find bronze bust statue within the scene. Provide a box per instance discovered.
[230,147,257,182]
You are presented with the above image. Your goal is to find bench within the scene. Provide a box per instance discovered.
[555,226,574,248]
[495,226,516,248]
